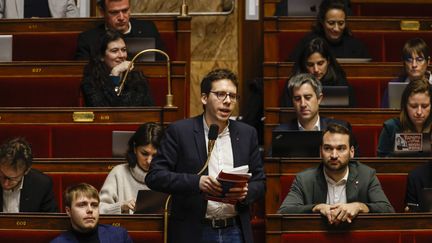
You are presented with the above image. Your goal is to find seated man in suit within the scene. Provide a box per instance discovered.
[51,183,132,243]
[275,73,350,131]
[278,123,394,224]
[0,137,57,213]
[75,0,164,59]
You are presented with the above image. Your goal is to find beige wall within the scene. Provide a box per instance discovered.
[131,0,239,117]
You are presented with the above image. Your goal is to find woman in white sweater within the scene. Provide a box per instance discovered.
[99,122,163,214]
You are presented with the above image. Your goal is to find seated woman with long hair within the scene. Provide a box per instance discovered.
[377,79,432,157]
[81,30,154,107]
[289,0,369,61]
[99,122,163,214]
[281,37,356,107]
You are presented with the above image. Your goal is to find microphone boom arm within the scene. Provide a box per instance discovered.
[116,48,174,108]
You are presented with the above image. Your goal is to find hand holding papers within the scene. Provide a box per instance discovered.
[206,165,251,204]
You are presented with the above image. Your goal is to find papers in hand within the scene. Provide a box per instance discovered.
[206,165,251,205]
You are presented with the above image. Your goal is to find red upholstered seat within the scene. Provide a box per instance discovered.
[13,32,79,61]
[0,125,51,157]
[0,77,81,107]
[352,126,382,157]
[377,174,407,213]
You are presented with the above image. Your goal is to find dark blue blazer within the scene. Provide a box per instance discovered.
[0,168,58,212]
[50,224,132,243]
[145,115,266,243]
[75,18,165,60]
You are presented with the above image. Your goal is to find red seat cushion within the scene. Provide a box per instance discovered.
[13,33,79,61]
[377,174,407,213]
[0,125,51,157]
[283,231,402,243]
[0,77,81,107]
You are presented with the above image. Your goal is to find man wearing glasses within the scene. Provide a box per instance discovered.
[146,69,265,243]
[381,38,431,107]
[0,137,57,213]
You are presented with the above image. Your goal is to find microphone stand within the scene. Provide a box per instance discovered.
[116,48,174,108]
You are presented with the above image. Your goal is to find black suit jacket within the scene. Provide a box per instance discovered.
[145,115,266,243]
[405,162,432,211]
[75,18,165,60]
[0,168,58,212]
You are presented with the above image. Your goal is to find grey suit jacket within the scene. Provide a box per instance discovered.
[0,0,78,18]
[278,161,394,214]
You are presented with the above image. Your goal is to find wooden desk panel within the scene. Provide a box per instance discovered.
[0,213,163,232]
[264,108,399,153]
[32,158,124,173]
[0,61,187,119]
[267,214,432,243]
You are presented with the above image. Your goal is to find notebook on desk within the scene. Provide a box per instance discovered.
[112,131,134,157]
[134,190,169,214]
[0,35,12,62]
[320,86,350,107]
[388,82,408,109]
[271,130,322,157]
[124,37,156,61]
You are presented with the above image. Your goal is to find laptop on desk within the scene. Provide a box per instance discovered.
[287,0,320,16]
[320,86,350,107]
[271,130,322,157]
[124,37,156,62]
[0,35,12,62]
[134,190,169,214]
[112,131,134,157]
[388,82,408,109]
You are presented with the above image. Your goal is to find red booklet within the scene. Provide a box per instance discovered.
[206,166,251,205]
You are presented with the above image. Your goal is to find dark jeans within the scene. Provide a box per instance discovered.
[201,224,244,243]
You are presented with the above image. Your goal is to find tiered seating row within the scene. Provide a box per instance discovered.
[0,16,191,62]
[0,62,187,119]
[0,214,163,243]
[264,108,399,156]
[264,17,432,62]
[0,108,174,157]
[263,62,401,108]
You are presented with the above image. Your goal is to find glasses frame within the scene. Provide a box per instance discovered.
[209,91,240,102]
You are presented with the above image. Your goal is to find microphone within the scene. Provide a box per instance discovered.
[198,124,219,175]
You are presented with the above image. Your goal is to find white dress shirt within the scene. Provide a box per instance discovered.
[324,167,349,205]
[2,177,24,213]
[203,119,237,219]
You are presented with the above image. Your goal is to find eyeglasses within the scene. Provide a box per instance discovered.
[404,56,428,64]
[209,91,240,102]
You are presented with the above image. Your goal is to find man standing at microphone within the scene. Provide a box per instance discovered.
[146,69,265,243]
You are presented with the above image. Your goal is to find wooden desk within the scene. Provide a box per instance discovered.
[0,61,187,119]
[264,108,399,154]
[267,214,432,243]
[0,16,191,62]
[0,213,163,231]
[32,158,124,173]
